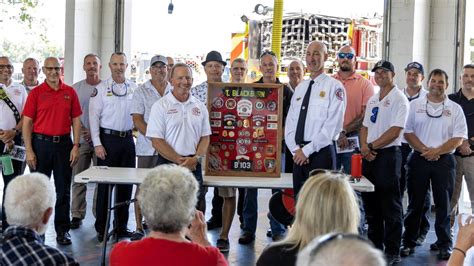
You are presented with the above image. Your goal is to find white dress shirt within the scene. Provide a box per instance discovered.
[89,77,137,147]
[0,82,27,130]
[285,73,346,157]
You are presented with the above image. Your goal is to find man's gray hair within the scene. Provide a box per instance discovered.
[296,234,387,266]
[138,164,198,233]
[5,173,56,228]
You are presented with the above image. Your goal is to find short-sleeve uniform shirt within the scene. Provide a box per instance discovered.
[146,93,211,156]
[0,82,27,130]
[362,86,409,147]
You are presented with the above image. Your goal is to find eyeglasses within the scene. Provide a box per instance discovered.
[337,53,355,60]
[425,101,444,118]
[44,67,62,72]
[306,233,373,259]
[370,107,379,123]
[0,64,13,70]
[260,50,277,58]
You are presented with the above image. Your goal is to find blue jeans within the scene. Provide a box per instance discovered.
[242,188,286,236]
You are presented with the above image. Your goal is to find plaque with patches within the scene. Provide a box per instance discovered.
[206,82,283,177]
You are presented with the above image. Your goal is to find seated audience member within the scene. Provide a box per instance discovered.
[110,164,227,266]
[296,233,386,266]
[448,215,474,266]
[1,173,78,265]
[257,170,360,266]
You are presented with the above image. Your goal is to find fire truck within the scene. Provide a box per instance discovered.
[231,13,383,82]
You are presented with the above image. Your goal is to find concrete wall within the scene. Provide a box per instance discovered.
[389,0,459,92]
[64,0,132,84]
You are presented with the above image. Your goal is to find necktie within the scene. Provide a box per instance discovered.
[295,80,314,145]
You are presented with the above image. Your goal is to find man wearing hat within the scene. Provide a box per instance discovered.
[191,50,226,230]
[400,61,430,246]
[360,60,409,264]
[191,50,226,104]
[130,55,173,240]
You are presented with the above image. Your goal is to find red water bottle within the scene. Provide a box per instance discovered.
[351,149,362,180]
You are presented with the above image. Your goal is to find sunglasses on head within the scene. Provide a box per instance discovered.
[306,233,373,259]
[337,53,355,60]
[260,50,277,58]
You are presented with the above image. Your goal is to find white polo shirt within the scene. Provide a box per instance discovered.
[405,95,467,152]
[401,86,428,144]
[0,82,27,130]
[285,73,346,157]
[131,80,173,156]
[146,92,211,156]
[89,77,137,147]
[362,85,409,147]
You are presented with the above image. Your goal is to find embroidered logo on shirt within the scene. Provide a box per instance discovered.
[192,107,201,116]
[443,109,452,117]
[167,108,178,114]
[91,88,98,97]
[335,88,344,101]
[64,94,70,100]
[383,99,391,107]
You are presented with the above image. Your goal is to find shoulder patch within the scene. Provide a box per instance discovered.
[335,87,344,101]
[91,88,98,97]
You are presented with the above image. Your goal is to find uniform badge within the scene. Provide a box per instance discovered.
[237,99,252,117]
[91,88,98,97]
[264,158,276,172]
[228,131,235,137]
[225,99,236,109]
[212,97,224,109]
[335,87,344,101]
[319,91,326,98]
[266,100,277,112]
[255,101,265,111]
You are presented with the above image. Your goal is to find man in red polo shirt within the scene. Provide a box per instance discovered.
[22,57,82,245]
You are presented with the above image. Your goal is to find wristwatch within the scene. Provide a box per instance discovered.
[73,143,81,148]
[340,130,347,136]
[367,143,374,151]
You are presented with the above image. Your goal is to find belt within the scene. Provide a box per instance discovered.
[34,133,70,143]
[373,146,399,153]
[413,150,450,158]
[298,141,311,148]
[100,128,132,138]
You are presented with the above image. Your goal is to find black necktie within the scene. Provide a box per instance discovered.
[295,80,315,145]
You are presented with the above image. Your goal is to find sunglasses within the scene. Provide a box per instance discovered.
[370,107,379,123]
[337,53,355,60]
[260,50,277,58]
[306,233,373,259]
[44,66,62,72]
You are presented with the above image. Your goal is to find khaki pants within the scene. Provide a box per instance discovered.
[450,156,474,227]
[71,142,97,219]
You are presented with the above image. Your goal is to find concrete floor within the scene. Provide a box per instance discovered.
[2,183,474,265]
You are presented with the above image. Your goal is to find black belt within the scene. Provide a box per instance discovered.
[298,141,311,148]
[373,146,399,153]
[34,133,70,143]
[413,150,450,159]
[100,128,132,138]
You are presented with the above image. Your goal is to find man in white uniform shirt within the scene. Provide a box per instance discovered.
[401,69,467,261]
[360,60,409,265]
[0,56,27,231]
[89,52,137,242]
[70,53,102,230]
[146,63,211,212]
[400,62,430,247]
[130,54,172,240]
[285,41,346,196]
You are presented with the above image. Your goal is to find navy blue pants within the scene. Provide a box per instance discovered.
[292,145,334,198]
[402,152,455,249]
[362,146,403,255]
[94,133,135,233]
[32,136,73,234]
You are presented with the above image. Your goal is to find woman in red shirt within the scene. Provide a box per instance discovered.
[110,165,227,266]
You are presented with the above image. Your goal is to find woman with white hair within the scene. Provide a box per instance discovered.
[1,173,78,265]
[257,170,360,266]
[110,164,227,266]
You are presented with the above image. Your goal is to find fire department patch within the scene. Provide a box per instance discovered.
[91,88,98,97]
[335,87,344,101]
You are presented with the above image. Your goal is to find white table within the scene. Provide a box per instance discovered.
[75,166,374,192]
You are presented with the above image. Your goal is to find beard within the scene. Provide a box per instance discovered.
[339,64,353,72]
